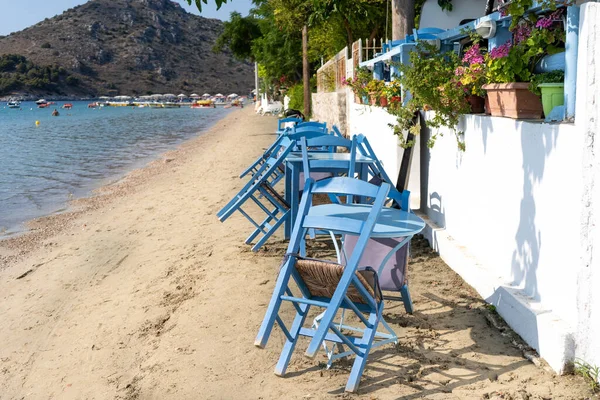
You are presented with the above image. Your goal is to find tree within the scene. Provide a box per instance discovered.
[392,0,415,40]
[310,0,387,49]
[212,11,261,61]
[185,0,229,11]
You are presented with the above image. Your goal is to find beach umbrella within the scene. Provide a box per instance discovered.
[164,94,176,98]
[178,94,186,98]
[227,93,238,98]
[202,93,211,97]
[190,93,200,98]
[215,93,224,97]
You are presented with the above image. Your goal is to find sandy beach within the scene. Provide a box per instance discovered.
[0,108,593,399]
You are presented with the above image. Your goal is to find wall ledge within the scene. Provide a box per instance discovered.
[415,210,575,374]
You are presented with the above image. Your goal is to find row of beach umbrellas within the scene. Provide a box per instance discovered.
[99,93,238,100]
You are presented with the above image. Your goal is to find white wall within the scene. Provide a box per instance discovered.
[348,102,421,210]
[420,0,487,30]
[574,1,600,372]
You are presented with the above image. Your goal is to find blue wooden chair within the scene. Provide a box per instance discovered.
[278,117,303,132]
[217,136,295,251]
[255,175,394,392]
[294,121,327,134]
[240,134,287,180]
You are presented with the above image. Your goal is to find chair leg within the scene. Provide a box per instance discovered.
[400,284,414,314]
[275,303,310,376]
[345,310,380,393]
[251,211,289,252]
[255,257,295,348]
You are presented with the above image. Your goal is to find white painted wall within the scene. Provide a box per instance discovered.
[574,1,600,373]
[348,102,421,210]
[420,0,487,30]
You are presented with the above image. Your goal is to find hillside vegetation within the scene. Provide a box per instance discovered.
[0,54,80,96]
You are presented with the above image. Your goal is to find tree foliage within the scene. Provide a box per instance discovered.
[0,54,77,96]
[212,11,261,61]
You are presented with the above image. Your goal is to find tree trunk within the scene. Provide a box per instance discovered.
[391,0,415,40]
[342,18,354,50]
[302,24,311,117]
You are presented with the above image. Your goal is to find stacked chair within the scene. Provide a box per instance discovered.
[218,116,424,392]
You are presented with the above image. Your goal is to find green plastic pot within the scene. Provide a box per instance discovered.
[538,83,564,117]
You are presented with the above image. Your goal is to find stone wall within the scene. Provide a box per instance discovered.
[311,91,347,135]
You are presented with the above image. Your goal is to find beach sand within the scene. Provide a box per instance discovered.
[0,108,593,399]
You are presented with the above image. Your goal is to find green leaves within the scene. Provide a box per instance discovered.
[186,0,229,12]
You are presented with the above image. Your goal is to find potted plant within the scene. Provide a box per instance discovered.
[482,10,565,119]
[454,41,487,114]
[384,79,403,113]
[343,66,372,104]
[365,79,387,106]
[530,70,565,117]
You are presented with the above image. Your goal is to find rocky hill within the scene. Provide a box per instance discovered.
[0,0,254,98]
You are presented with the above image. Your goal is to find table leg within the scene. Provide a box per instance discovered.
[290,163,300,237]
[284,163,292,239]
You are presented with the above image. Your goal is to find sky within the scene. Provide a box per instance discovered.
[0,0,254,36]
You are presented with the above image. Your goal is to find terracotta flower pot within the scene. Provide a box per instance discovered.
[379,96,388,107]
[467,95,485,114]
[482,83,543,119]
[484,95,491,115]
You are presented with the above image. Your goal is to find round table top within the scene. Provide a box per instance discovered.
[307,203,425,238]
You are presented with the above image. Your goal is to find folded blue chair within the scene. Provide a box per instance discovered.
[255,174,395,392]
[217,136,295,251]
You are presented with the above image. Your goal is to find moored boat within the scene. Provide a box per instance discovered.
[190,100,215,109]
[7,100,21,108]
[62,103,73,109]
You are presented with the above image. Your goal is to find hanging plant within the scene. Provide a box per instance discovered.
[391,42,470,151]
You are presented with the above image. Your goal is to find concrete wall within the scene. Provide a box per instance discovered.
[311,91,347,135]
[574,1,600,372]
[348,102,421,210]
[418,115,583,373]
[420,0,486,30]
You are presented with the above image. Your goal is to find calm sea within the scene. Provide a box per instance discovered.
[0,101,232,236]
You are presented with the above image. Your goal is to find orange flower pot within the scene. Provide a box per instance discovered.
[482,83,543,119]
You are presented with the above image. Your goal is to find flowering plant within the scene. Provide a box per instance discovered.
[394,42,470,150]
[342,66,372,99]
[453,42,487,96]
[485,10,565,84]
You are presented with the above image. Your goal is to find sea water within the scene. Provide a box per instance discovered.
[0,101,231,235]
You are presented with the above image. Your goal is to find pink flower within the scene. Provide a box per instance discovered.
[462,43,484,65]
[536,17,553,29]
[489,41,511,59]
[454,66,465,76]
[513,23,532,44]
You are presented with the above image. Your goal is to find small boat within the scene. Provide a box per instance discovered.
[7,100,21,108]
[35,99,47,105]
[38,103,50,108]
[190,100,215,109]
[62,103,73,109]
[88,102,98,108]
